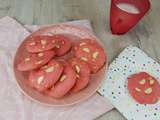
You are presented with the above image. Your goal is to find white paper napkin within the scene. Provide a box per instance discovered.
[0,16,113,120]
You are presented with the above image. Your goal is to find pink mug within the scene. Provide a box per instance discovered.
[110,0,150,35]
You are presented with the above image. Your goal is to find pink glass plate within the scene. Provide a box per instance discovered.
[13,23,108,107]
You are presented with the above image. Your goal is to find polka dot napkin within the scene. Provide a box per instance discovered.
[98,46,160,120]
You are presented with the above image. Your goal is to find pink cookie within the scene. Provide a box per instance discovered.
[28,59,63,92]
[74,39,106,73]
[17,50,55,71]
[46,60,76,98]
[52,34,72,56]
[26,35,56,53]
[128,72,160,104]
[68,58,91,93]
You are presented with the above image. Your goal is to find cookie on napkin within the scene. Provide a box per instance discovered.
[98,46,160,120]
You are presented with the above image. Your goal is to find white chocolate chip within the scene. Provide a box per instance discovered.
[144,87,152,94]
[71,61,76,65]
[74,47,78,50]
[76,74,80,78]
[60,75,67,82]
[149,79,155,85]
[75,65,80,73]
[55,45,60,48]
[80,42,86,46]
[42,65,48,69]
[37,76,44,84]
[38,53,44,57]
[80,57,88,62]
[45,66,54,73]
[148,77,152,80]
[92,51,99,59]
[62,41,65,44]
[139,79,146,85]
[41,40,47,45]
[135,87,141,92]
[55,63,59,67]
[93,66,97,69]
[52,40,55,43]
[25,57,30,62]
[82,48,90,53]
[35,60,43,65]
[30,42,36,46]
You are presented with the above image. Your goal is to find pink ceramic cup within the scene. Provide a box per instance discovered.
[110,0,150,35]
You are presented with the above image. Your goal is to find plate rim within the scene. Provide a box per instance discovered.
[13,23,108,107]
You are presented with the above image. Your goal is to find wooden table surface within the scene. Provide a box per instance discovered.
[0,0,159,120]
